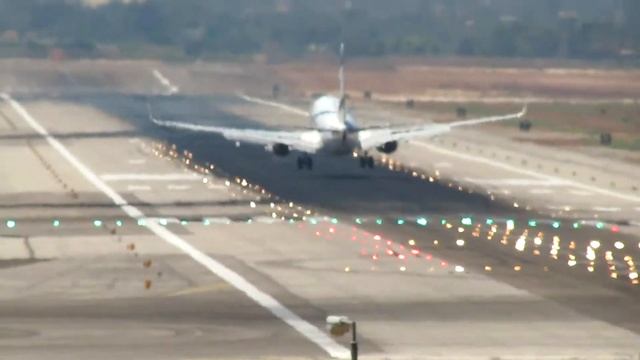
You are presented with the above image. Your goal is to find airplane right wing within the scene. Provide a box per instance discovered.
[150,111,323,154]
[357,106,527,151]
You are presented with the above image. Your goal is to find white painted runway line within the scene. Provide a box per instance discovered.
[592,206,622,213]
[167,184,191,191]
[101,173,200,182]
[152,69,179,95]
[1,93,349,359]
[569,190,593,197]
[237,92,308,117]
[529,189,554,195]
[434,161,452,168]
[464,178,568,187]
[126,185,152,192]
[207,184,228,190]
[128,158,146,165]
[413,141,640,204]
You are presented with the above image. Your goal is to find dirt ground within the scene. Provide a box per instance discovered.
[270,57,640,155]
[273,57,640,102]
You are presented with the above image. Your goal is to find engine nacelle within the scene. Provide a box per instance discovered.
[376,141,398,154]
[272,143,290,157]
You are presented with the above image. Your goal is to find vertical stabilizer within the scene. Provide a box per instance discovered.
[338,42,347,126]
[339,42,345,101]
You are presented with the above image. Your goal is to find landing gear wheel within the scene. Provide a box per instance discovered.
[297,155,313,170]
[366,156,374,168]
[359,156,375,169]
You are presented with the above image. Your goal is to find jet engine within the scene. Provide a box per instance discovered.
[376,141,398,154]
[272,143,290,157]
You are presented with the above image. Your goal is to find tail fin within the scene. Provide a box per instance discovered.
[338,42,347,125]
[339,42,345,101]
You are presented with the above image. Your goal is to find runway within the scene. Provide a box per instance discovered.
[0,60,639,359]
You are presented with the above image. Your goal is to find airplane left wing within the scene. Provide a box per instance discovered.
[151,116,323,154]
[357,106,527,151]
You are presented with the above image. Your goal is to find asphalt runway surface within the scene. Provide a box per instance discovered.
[77,92,640,329]
[1,62,639,359]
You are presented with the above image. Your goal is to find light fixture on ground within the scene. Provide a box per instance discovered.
[326,315,358,360]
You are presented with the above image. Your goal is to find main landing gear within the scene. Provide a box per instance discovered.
[297,154,313,170]
[359,154,375,169]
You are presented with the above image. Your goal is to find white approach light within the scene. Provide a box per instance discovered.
[515,236,526,252]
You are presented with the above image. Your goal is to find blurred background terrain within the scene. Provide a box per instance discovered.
[0,0,639,63]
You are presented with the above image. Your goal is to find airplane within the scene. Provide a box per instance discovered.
[150,43,527,170]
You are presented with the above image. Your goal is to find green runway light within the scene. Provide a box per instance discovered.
[461,217,473,226]
[596,222,605,229]
[486,218,494,225]
[552,221,561,229]
[331,218,339,224]
[93,219,103,227]
[52,220,61,227]
[397,219,405,225]
[6,220,16,229]
[180,220,189,226]
[116,220,123,227]
[202,219,211,226]
[572,222,580,229]
[137,219,146,226]
[417,218,428,226]
[440,219,447,225]
[376,219,383,225]
[310,218,319,225]
[506,219,515,229]
[159,219,168,226]
[355,218,363,225]
[528,220,537,227]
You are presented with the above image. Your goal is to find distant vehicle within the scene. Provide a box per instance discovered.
[150,43,526,170]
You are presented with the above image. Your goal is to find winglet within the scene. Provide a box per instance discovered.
[518,104,528,118]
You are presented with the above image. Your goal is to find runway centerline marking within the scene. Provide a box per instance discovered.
[101,173,200,182]
[1,93,349,359]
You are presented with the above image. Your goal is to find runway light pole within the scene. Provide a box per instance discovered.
[326,315,357,360]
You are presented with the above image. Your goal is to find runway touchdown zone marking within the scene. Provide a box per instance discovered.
[1,93,349,359]
[101,173,201,182]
